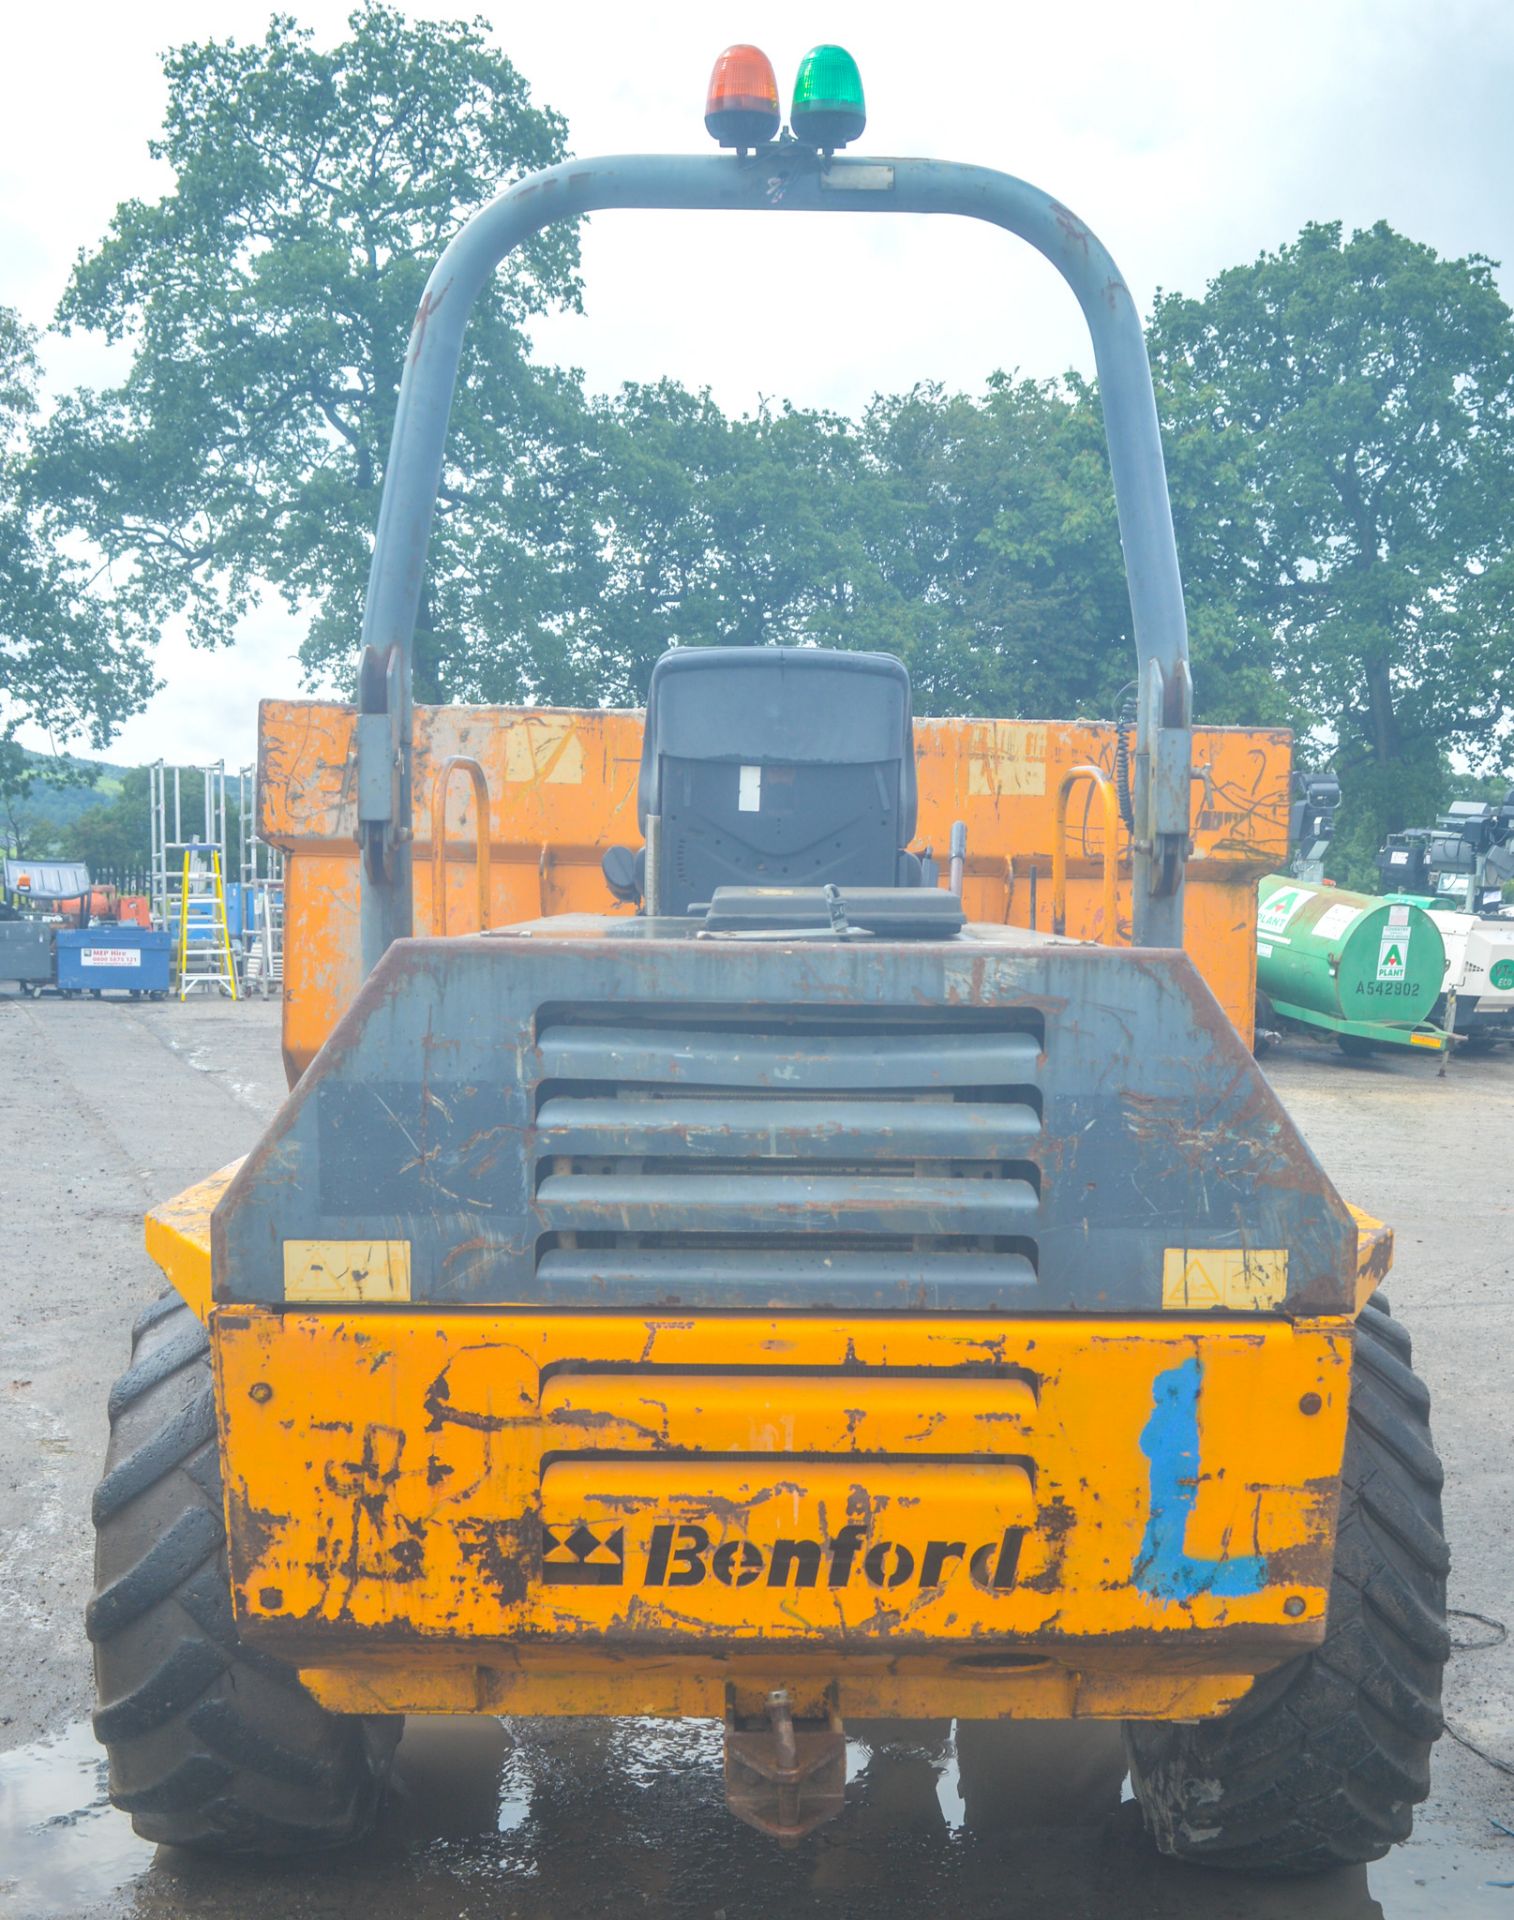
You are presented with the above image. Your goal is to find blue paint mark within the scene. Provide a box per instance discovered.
[1133,1356,1268,1601]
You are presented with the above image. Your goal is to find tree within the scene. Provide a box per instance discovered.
[798,374,1283,729]
[0,306,154,824]
[840,376,1134,720]
[50,764,246,887]
[39,4,582,701]
[57,767,155,875]
[547,382,883,706]
[1148,221,1514,877]
[0,782,48,859]
[565,373,1289,726]
[550,377,1132,719]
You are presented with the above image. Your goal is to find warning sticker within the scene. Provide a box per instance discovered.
[1257,885,1312,937]
[1313,902,1361,944]
[1376,931,1408,982]
[966,723,1048,798]
[1162,1248,1289,1311]
[284,1240,412,1303]
[500,715,585,785]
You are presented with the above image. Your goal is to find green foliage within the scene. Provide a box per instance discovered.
[1446,768,1514,804]
[21,0,1339,736]
[0,307,154,819]
[57,766,155,873]
[0,773,57,859]
[48,763,243,878]
[535,383,883,707]
[39,4,580,698]
[841,377,1129,719]
[834,374,1288,727]
[0,749,130,859]
[554,370,1294,729]
[514,371,1279,726]
[1149,221,1514,862]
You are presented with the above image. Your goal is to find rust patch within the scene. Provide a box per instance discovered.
[1019,1495,1076,1595]
[1050,201,1091,253]
[228,1493,285,1575]
[409,280,451,362]
[456,1515,536,1609]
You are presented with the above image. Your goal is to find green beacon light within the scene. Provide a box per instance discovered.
[790,44,866,150]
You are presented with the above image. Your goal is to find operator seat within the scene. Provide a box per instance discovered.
[629,646,922,915]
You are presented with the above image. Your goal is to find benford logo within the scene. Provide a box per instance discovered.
[545,1521,1028,1593]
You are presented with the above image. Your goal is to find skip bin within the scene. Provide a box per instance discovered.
[0,920,53,993]
[55,926,172,997]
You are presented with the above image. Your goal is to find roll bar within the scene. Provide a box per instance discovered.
[356,150,1193,969]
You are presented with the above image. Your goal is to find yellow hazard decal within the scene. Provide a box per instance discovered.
[283,1239,412,1303]
[966,721,1048,797]
[1161,1247,1287,1311]
[500,714,585,785]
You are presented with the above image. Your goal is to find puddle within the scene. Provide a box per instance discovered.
[0,1715,1508,1919]
[0,1720,155,1918]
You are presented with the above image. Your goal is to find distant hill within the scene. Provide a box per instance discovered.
[4,752,242,874]
[3,750,131,855]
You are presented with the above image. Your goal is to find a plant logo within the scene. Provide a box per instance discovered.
[1258,885,1310,937]
[1376,934,1407,982]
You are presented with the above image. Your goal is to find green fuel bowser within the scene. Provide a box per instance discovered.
[1256,875,1452,1055]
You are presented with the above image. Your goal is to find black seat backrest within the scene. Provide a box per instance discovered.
[639,647,918,915]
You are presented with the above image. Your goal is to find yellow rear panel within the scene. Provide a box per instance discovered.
[213,1309,1349,1657]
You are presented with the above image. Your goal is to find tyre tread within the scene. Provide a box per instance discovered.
[89,1295,399,1854]
[1124,1301,1447,1875]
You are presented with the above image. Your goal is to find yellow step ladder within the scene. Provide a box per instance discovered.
[174,845,239,1000]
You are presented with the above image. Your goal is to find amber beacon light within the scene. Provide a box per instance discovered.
[704,44,782,147]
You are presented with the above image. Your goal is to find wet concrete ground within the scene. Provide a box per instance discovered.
[2,994,1512,1918]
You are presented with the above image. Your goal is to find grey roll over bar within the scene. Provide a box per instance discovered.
[356,149,1193,970]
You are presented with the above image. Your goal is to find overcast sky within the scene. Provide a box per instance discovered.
[5,0,1513,771]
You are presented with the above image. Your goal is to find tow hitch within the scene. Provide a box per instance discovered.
[723,1687,846,1843]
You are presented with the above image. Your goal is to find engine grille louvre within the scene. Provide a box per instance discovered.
[531,1009,1043,1310]
[536,1022,1039,1092]
[537,1170,1036,1236]
[534,1096,1038,1163]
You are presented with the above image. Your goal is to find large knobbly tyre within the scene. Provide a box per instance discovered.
[1124,1292,1448,1875]
[88,1292,402,1852]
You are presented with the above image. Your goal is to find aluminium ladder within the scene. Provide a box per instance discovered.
[237,763,285,998]
[174,845,239,1000]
